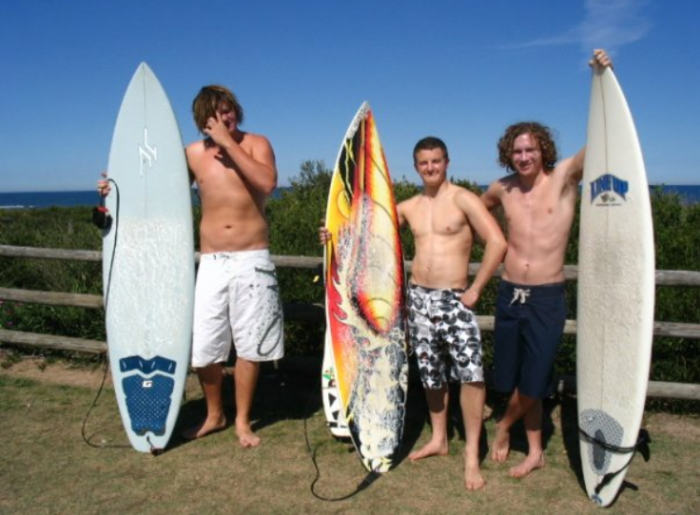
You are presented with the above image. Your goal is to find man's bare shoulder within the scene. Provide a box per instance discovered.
[452,184,482,205]
[452,183,481,197]
[399,193,422,206]
[185,139,207,156]
[398,193,422,215]
[454,185,499,221]
[242,131,269,142]
[482,175,515,201]
[241,131,272,149]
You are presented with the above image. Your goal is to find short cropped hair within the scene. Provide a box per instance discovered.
[413,136,449,163]
[192,85,245,133]
[497,122,558,172]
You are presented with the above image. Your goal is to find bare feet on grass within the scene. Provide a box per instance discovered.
[490,423,510,462]
[408,439,449,461]
[509,453,545,478]
[236,419,261,448]
[182,415,227,440]
[464,453,485,490]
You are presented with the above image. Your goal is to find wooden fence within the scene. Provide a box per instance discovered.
[1,244,699,401]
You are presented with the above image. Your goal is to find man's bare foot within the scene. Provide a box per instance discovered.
[509,453,545,478]
[464,453,485,490]
[490,424,510,462]
[182,416,227,440]
[235,420,261,448]
[408,440,449,461]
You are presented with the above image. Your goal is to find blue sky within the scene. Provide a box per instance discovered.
[0,0,697,192]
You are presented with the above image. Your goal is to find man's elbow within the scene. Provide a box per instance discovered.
[490,235,508,259]
[254,165,276,193]
[260,175,278,196]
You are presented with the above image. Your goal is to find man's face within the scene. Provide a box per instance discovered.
[510,133,543,177]
[217,102,238,133]
[414,148,449,185]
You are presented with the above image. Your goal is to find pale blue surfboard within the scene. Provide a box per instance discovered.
[103,63,194,453]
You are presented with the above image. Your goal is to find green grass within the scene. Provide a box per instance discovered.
[1,362,699,515]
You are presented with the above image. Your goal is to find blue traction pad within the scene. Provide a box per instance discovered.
[119,355,177,436]
[120,356,177,374]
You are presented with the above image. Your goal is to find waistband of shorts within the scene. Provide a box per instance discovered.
[498,279,565,295]
[200,249,271,261]
[409,282,466,294]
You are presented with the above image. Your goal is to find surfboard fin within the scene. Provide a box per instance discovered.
[587,429,652,495]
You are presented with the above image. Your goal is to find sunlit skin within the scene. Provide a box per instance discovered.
[322,144,506,490]
[187,104,277,254]
[401,148,506,491]
[180,100,278,448]
[480,48,612,479]
[485,132,581,286]
[97,102,274,446]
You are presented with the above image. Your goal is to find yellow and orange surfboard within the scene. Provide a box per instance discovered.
[322,102,408,473]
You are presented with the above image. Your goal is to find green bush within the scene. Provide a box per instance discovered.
[0,169,698,398]
[0,207,105,350]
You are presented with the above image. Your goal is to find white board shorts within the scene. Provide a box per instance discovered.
[191,250,284,367]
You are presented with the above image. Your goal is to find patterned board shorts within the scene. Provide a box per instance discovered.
[406,283,484,390]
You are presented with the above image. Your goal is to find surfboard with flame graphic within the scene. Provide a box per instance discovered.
[322,102,408,473]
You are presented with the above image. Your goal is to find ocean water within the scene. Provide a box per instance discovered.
[0,185,699,209]
[0,190,101,209]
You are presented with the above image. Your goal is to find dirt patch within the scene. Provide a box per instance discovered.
[645,411,700,439]
[0,356,112,389]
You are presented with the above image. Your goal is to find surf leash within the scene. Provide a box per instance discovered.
[80,354,127,449]
[82,179,130,450]
[578,427,651,494]
[303,376,383,501]
[100,178,120,312]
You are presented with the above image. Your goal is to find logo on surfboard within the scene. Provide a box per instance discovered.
[138,128,158,176]
[589,173,628,206]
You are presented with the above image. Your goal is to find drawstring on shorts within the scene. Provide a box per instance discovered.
[510,287,531,306]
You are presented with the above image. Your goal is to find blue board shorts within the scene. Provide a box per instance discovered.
[406,283,484,390]
[493,280,567,399]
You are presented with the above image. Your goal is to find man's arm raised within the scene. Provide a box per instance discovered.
[561,50,614,185]
[205,113,278,195]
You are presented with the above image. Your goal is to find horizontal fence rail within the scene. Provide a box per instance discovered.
[3,245,700,286]
[1,288,699,341]
[1,245,699,400]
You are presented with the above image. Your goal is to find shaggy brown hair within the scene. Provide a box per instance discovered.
[497,122,558,173]
[191,85,244,134]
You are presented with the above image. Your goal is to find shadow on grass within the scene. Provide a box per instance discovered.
[397,363,491,465]
[170,357,325,452]
[559,395,643,507]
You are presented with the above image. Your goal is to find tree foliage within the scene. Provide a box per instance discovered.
[0,170,698,393]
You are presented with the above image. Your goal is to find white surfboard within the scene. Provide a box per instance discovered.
[577,66,655,506]
[103,63,195,453]
[321,331,350,438]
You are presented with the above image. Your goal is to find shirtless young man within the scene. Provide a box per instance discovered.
[322,137,505,488]
[181,85,284,447]
[402,137,506,490]
[480,49,612,478]
[99,86,284,446]
[320,137,505,488]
